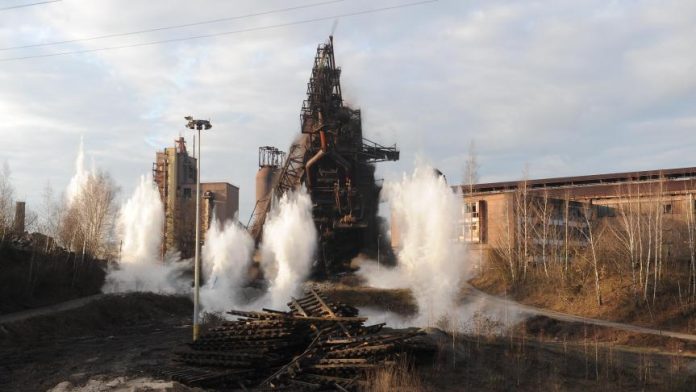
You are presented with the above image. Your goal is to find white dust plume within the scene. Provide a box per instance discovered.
[66,136,88,206]
[359,164,471,326]
[200,217,254,312]
[259,188,317,309]
[103,175,188,294]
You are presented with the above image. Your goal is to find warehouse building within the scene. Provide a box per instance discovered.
[455,166,696,264]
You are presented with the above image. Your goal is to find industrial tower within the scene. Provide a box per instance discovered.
[248,36,399,275]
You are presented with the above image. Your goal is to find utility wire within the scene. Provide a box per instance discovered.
[0,0,60,11]
[0,0,437,62]
[0,0,343,51]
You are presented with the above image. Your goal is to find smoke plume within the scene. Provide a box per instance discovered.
[359,163,471,326]
[103,175,188,294]
[259,188,317,309]
[200,217,254,312]
[66,136,88,206]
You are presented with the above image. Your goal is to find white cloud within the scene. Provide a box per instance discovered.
[0,0,696,219]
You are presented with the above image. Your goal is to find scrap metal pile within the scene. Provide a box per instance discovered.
[162,289,422,391]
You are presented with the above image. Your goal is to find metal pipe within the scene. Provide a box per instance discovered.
[319,130,327,150]
[185,116,211,342]
[305,130,327,186]
[193,127,201,341]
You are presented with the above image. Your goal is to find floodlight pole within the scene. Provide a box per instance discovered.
[185,116,212,342]
[377,234,381,272]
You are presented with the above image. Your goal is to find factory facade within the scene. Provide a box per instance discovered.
[453,166,696,265]
[153,137,239,258]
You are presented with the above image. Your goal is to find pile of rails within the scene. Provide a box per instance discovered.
[162,289,421,391]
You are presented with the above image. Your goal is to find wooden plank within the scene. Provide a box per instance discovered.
[290,298,308,317]
[310,289,336,316]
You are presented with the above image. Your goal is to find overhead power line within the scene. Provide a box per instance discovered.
[0,0,343,51]
[0,0,60,11]
[0,0,437,62]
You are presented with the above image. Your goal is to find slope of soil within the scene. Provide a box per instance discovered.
[471,272,696,334]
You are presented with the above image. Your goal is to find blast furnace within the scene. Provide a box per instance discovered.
[248,36,399,275]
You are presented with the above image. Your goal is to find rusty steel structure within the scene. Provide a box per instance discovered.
[162,289,421,390]
[247,36,399,275]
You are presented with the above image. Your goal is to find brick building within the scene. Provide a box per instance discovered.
[454,166,696,265]
[153,137,239,258]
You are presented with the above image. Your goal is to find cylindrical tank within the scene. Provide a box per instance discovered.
[256,166,280,204]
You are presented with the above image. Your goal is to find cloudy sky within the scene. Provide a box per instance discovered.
[1,0,696,219]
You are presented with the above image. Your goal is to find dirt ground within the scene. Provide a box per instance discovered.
[0,293,194,391]
[418,328,696,392]
[1,290,695,391]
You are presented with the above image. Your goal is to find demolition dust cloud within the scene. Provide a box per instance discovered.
[259,188,317,309]
[358,163,471,326]
[89,144,315,315]
[200,217,254,313]
[103,175,188,294]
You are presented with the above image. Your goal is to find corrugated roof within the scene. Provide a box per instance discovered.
[459,166,696,193]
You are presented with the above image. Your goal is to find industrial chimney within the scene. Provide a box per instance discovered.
[13,201,25,234]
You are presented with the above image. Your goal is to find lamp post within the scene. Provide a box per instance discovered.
[185,116,212,341]
[377,234,381,272]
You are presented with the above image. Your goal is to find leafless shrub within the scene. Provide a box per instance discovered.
[200,311,226,334]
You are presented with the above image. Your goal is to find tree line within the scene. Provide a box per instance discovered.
[486,175,696,307]
[0,160,120,260]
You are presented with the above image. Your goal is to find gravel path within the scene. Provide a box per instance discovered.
[0,294,105,325]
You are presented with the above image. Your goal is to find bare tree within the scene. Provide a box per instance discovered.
[611,182,640,293]
[687,192,696,301]
[516,164,531,280]
[563,190,571,274]
[531,188,552,278]
[581,204,603,306]
[651,174,665,303]
[60,170,119,258]
[463,140,480,194]
[24,209,39,233]
[492,195,518,284]
[37,181,63,252]
[0,161,15,243]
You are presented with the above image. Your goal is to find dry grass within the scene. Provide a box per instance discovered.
[325,285,417,316]
[363,357,426,392]
[470,262,696,334]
